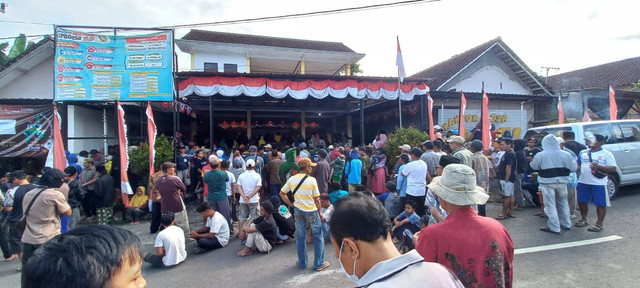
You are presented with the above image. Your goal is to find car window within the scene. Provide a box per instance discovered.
[612,124,624,142]
[618,123,640,142]
[584,123,615,144]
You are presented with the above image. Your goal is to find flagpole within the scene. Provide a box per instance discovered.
[398,79,403,128]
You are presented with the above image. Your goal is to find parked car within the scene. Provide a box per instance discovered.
[523,120,640,200]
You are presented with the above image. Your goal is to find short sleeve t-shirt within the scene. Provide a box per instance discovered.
[401,160,428,197]
[225,171,236,196]
[397,211,421,228]
[175,154,190,171]
[155,225,187,266]
[254,215,278,246]
[497,150,516,183]
[204,170,229,202]
[237,170,262,204]
[280,173,320,212]
[206,212,230,246]
[321,205,334,222]
[21,188,71,245]
[578,149,617,186]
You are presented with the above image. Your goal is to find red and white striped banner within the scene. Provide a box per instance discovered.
[146,101,157,177]
[117,101,133,203]
[427,93,435,140]
[482,92,491,150]
[53,106,66,171]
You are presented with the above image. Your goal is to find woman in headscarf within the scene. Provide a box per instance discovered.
[373,130,387,149]
[370,148,387,194]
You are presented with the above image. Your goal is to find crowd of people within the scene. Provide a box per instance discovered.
[0,125,617,287]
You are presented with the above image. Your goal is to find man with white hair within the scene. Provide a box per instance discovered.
[415,164,514,288]
[529,135,578,234]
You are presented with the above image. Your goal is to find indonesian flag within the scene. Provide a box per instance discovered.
[396,36,406,83]
[146,102,157,176]
[117,101,133,206]
[481,91,491,150]
[427,93,435,140]
[558,91,565,124]
[52,106,66,171]
[459,92,467,138]
[582,111,592,122]
[609,85,618,120]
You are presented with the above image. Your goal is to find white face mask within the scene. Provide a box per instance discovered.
[339,240,359,283]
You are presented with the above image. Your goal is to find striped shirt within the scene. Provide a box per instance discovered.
[281,173,320,212]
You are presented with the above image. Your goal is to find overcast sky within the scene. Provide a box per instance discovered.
[1,0,638,78]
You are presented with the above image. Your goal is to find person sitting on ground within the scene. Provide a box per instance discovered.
[238,201,278,256]
[383,181,402,220]
[126,186,149,224]
[269,195,295,244]
[328,181,348,204]
[23,225,147,288]
[144,213,186,268]
[329,192,463,287]
[320,194,334,240]
[190,202,230,253]
[392,200,422,253]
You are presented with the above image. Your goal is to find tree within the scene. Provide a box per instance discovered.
[385,126,428,170]
[338,63,363,76]
[633,79,640,91]
[0,34,35,66]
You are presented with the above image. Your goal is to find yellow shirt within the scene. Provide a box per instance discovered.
[129,194,149,207]
[280,173,320,212]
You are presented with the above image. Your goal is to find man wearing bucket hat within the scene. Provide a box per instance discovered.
[415,164,514,288]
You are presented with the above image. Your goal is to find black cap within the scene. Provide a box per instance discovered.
[96,165,108,174]
[78,150,89,157]
[90,149,99,155]
[422,141,434,149]
[9,170,27,180]
[63,166,77,177]
[40,168,65,188]
[262,201,275,214]
[438,155,461,168]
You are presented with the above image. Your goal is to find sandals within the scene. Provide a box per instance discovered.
[507,214,516,218]
[314,261,330,272]
[495,215,507,220]
[587,224,604,232]
[574,220,589,227]
[540,227,561,234]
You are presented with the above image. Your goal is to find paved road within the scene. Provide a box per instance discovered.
[1,185,638,287]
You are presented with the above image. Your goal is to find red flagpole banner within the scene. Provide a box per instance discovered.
[558,91,565,124]
[396,36,406,83]
[582,111,592,122]
[117,101,133,206]
[427,93,435,140]
[53,106,66,171]
[146,101,157,177]
[609,85,618,120]
[482,92,491,151]
[459,92,467,138]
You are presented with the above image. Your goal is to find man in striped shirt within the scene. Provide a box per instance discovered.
[280,158,329,272]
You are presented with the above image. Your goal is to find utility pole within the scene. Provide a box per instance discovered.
[541,66,559,84]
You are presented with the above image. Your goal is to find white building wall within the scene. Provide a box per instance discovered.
[0,56,53,100]
[194,52,247,73]
[67,105,117,153]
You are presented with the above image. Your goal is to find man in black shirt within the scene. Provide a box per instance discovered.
[237,201,278,256]
[562,131,587,157]
[94,166,115,225]
[4,170,36,261]
[497,138,516,220]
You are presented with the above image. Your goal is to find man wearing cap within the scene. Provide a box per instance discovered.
[394,144,411,175]
[175,145,191,187]
[94,165,115,225]
[21,168,72,284]
[469,140,491,216]
[330,147,346,185]
[420,141,440,178]
[280,158,329,271]
[497,138,517,220]
[79,158,98,218]
[311,149,331,195]
[246,145,265,175]
[529,135,578,234]
[156,162,190,238]
[63,166,84,230]
[433,125,444,141]
[416,164,514,288]
[203,156,231,230]
[237,158,262,239]
[264,150,282,197]
[433,139,446,157]
[575,134,616,232]
[448,136,473,167]
[3,170,36,262]
[401,148,429,216]
[237,201,278,256]
[345,150,362,193]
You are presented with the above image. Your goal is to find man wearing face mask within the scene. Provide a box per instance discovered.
[329,192,463,287]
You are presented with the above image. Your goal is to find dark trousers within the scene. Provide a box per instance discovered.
[21,243,41,287]
[126,208,149,222]
[196,237,223,250]
[392,222,420,250]
[209,199,231,231]
[269,184,280,197]
[0,221,10,258]
[478,204,486,216]
[406,194,426,216]
[82,190,97,217]
[230,196,238,222]
[150,202,162,234]
[8,221,22,254]
[143,253,176,268]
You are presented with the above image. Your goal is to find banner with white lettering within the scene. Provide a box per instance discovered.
[438,109,527,139]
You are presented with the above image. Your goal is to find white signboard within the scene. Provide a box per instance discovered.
[0,119,16,135]
[438,109,526,139]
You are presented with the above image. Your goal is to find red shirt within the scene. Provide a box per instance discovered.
[202,165,212,197]
[416,207,514,288]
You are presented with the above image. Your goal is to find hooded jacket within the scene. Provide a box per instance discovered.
[529,135,578,184]
[279,148,300,179]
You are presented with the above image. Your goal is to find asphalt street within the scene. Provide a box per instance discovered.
[1,185,639,287]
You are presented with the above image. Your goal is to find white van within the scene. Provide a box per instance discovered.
[523,120,640,200]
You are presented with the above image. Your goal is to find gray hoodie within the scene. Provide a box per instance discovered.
[529,134,578,184]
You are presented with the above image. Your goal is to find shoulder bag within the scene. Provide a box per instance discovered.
[19,188,48,234]
[588,151,608,179]
[286,175,309,205]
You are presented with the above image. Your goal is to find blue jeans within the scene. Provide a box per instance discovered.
[321,221,330,240]
[294,207,325,269]
[269,184,281,197]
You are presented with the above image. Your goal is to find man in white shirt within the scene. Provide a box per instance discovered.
[320,194,334,240]
[401,148,429,216]
[144,213,187,267]
[190,202,230,253]
[236,159,262,238]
